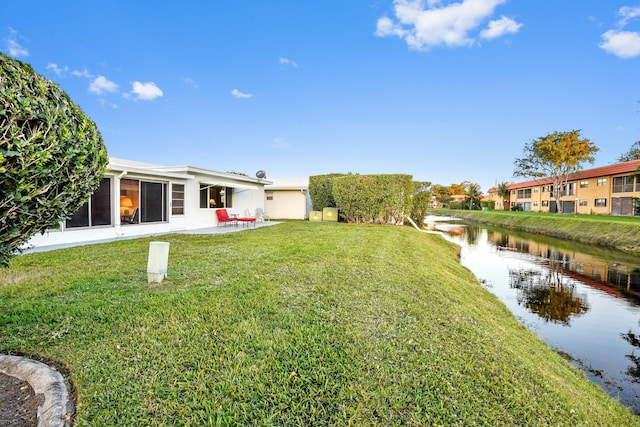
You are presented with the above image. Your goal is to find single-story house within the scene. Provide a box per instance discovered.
[264,178,310,220]
[26,157,272,250]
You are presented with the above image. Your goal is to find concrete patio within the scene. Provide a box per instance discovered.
[24,221,281,254]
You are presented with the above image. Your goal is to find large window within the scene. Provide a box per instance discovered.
[171,184,185,215]
[517,189,532,199]
[66,178,112,228]
[200,185,232,209]
[613,175,635,193]
[121,178,168,224]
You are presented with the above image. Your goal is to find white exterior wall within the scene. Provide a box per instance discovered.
[24,158,270,250]
[265,190,308,219]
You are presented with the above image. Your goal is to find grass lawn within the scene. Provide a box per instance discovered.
[1,221,638,426]
[433,209,640,256]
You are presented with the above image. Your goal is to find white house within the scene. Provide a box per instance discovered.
[264,178,310,220]
[26,157,271,249]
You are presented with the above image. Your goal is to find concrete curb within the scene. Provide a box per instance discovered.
[0,355,73,427]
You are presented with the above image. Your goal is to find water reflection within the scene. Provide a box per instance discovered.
[509,263,589,326]
[426,217,640,413]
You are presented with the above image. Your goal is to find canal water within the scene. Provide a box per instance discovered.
[424,216,640,414]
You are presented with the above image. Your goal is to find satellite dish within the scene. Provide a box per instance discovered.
[256,170,266,179]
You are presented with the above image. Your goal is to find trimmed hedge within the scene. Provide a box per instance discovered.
[309,173,347,211]
[0,52,108,265]
[333,174,413,224]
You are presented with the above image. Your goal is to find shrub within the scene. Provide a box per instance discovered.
[309,173,346,211]
[333,174,412,224]
[0,52,108,266]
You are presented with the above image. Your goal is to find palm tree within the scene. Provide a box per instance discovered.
[497,182,510,211]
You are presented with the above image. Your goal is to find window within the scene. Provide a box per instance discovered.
[579,200,588,206]
[613,176,634,193]
[171,184,185,215]
[517,189,532,199]
[533,201,539,207]
[266,191,273,201]
[595,198,607,207]
[66,178,112,228]
[580,180,589,188]
[542,185,550,193]
[141,181,168,222]
[597,178,607,187]
[121,178,168,224]
[533,187,539,193]
[542,200,549,207]
[200,185,232,209]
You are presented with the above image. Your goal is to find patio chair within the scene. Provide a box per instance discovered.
[215,208,237,227]
[255,207,269,222]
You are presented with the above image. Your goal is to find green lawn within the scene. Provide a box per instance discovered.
[433,208,640,255]
[1,221,638,426]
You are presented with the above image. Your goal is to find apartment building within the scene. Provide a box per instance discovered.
[488,159,640,216]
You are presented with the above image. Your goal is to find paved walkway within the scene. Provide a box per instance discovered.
[24,221,280,253]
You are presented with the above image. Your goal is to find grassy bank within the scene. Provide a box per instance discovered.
[434,209,640,256]
[1,222,638,426]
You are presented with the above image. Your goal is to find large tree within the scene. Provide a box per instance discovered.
[617,141,640,162]
[513,130,598,214]
[0,52,108,266]
[463,181,482,210]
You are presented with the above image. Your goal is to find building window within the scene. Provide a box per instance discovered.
[580,180,589,188]
[533,201,539,207]
[597,178,607,187]
[120,178,168,224]
[200,185,232,209]
[533,187,539,193]
[613,175,634,193]
[171,184,185,215]
[66,178,112,228]
[595,198,607,207]
[579,200,588,206]
[542,200,549,207]
[517,189,532,199]
[141,182,168,222]
[266,191,273,201]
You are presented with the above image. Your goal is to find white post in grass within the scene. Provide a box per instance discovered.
[147,242,170,284]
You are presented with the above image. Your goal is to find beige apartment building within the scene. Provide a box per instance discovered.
[489,159,640,216]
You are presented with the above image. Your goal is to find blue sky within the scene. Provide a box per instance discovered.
[2,1,640,193]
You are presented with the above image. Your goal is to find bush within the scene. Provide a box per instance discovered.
[333,174,412,224]
[0,52,108,266]
[309,173,346,211]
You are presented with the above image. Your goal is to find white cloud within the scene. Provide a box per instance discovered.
[130,81,163,100]
[375,0,520,50]
[599,30,640,58]
[480,16,522,39]
[89,76,118,95]
[231,88,253,99]
[5,28,28,57]
[184,77,199,89]
[279,57,298,67]
[618,6,640,27]
[46,63,69,76]
[72,68,93,78]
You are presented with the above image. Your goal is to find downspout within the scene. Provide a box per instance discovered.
[114,171,127,236]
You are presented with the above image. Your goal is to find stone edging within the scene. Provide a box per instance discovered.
[0,355,72,427]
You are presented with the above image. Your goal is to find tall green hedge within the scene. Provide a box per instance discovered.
[0,52,108,265]
[333,174,413,224]
[308,173,347,211]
